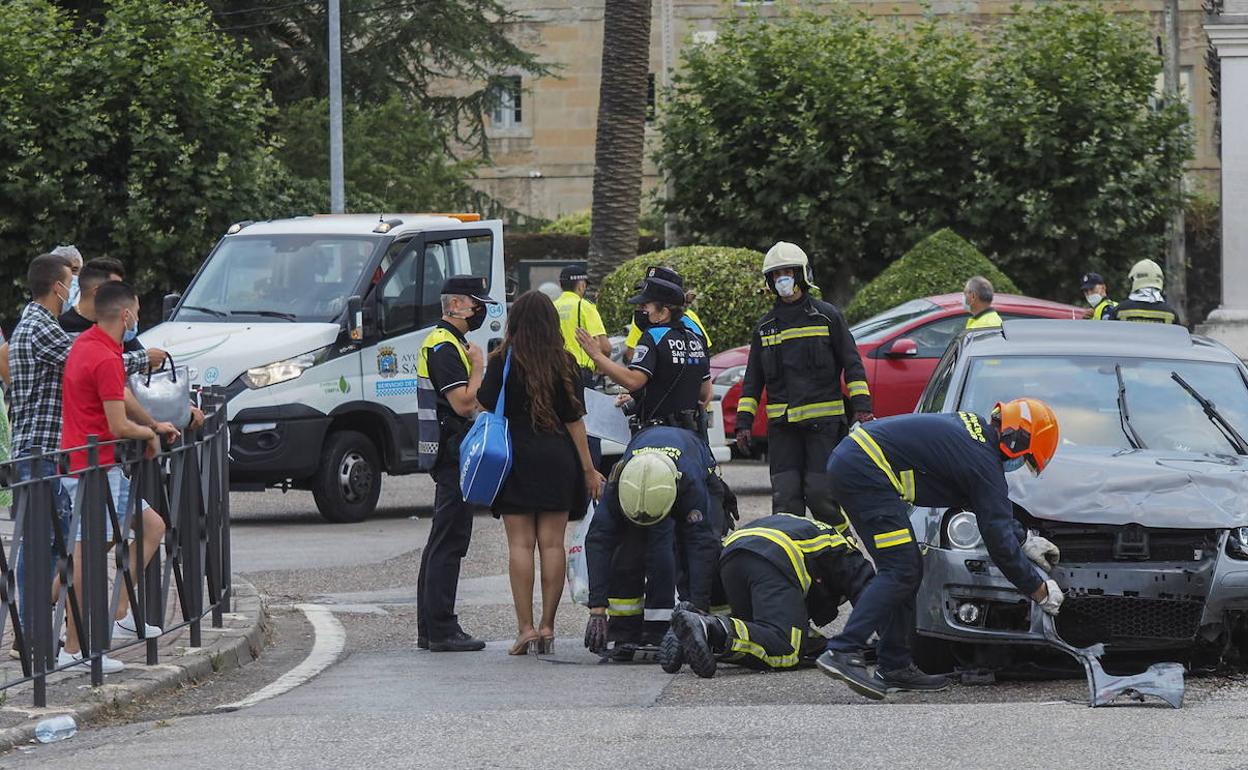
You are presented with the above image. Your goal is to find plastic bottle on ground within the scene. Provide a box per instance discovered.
[34,714,77,744]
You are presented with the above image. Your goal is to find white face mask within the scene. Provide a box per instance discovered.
[1085,292,1103,307]
[774,276,796,298]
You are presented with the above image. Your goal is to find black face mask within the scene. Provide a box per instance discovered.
[633,308,652,331]
[466,304,487,331]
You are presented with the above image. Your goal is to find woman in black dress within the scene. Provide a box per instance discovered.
[477,291,604,655]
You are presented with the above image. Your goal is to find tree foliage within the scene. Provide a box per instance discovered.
[657,4,1191,304]
[0,0,312,316]
[843,229,1019,324]
[597,246,769,350]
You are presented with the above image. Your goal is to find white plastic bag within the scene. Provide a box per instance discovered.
[566,500,596,606]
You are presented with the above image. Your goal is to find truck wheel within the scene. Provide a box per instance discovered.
[313,430,382,523]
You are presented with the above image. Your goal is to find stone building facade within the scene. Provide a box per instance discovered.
[470,0,1220,222]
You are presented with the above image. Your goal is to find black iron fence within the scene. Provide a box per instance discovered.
[0,387,231,707]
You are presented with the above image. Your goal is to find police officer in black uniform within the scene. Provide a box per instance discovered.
[735,241,872,527]
[667,513,874,678]
[414,275,495,652]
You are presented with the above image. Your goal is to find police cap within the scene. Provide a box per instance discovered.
[440,275,498,304]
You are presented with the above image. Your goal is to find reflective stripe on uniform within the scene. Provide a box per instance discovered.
[722,527,811,591]
[1091,299,1118,320]
[766,402,788,419]
[727,618,802,669]
[848,427,915,502]
[737,397,759,415]
[786,401,845,422]
[607,597,643,617]
[1117,308,1176,323]
[846,380,870,398]
[710,605,732,615]
[644,608,672,622]
[760,325,830,347]
[873,528,914,549]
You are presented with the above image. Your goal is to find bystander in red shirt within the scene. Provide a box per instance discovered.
[60,324,126,473]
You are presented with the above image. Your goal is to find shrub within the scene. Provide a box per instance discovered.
[597,246,769,350]
[543,209,659,238]
[844,229,1019,324]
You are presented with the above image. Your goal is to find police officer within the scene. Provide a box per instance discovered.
[577,273,710,432]
[666,513,874,678]
[583,426,724,655]
[1114,259,1179,324]
[414,275,495,652]
[622,266,711,363]
[963,276,1003,329]
[555,264,609,465]
[818,399,1064,699]
[735,242,871,527]
[1080,271,1118,320]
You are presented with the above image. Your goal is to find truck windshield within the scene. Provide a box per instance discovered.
[178,235,382,322]
[960,355,1248,454]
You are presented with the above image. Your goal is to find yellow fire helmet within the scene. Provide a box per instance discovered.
[617,451,681,526]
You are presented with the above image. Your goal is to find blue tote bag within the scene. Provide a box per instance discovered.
[458,350,514,506]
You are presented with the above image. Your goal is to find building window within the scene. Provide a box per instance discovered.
[646,73,656,122]
[490,75,522,129]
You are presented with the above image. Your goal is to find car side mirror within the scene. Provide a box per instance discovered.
[346,295,364,341]
[886,338,919,358]
[162,293,181,322]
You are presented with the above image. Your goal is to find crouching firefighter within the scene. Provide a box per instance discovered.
[666,513,874,678]
[818,399,1065,700]
[583,426,724,657]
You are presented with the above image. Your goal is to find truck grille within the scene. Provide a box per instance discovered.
[1036,523,1217,563]
[1056,595,1204,646]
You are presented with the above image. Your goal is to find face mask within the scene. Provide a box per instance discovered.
[465,304,487,332]
[1085,292,1103,307]
[962,297,972,313]
[774,276,796,298]
[54,283,70,315]
[123,311,139,343]
[67,276,80,308]
[1002,456,1026,473]
[633,308,652,331]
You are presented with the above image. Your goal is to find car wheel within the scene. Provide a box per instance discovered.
[313,430,382,523]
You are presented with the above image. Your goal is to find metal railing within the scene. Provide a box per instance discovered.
[0,387,231,706]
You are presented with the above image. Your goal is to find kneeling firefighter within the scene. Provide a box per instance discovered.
[583,426,727,655]
[818,399,1064,700]
[666,513,874,678]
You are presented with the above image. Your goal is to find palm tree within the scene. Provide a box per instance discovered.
[588,0,651,284]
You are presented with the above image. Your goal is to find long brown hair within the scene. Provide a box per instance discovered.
[492,291,582,433]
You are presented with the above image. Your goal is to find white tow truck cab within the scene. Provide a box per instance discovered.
[141,214,508,522]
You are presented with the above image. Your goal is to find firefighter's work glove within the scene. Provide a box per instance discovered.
[735,428,753,455]
[584,613,609,654]
[1023,533,1061,572]
[1037,579,1064,616]
[853,411,875,424]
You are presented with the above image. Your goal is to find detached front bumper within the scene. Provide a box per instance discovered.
[916,535,1248,652]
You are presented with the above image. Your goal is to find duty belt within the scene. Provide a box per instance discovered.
[630,409,703,434]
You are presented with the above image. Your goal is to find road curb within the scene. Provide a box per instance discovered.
[0,576,266,752]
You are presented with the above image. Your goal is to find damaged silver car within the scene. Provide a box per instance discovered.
[911,319,1248,672]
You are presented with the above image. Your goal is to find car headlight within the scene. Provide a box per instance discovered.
[945,511,984,550]
[1228,527,1248,560]
[242,346,329,389]
[713,365,746,388]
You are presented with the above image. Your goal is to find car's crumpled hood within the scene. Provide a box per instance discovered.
[1007,447,1248,529]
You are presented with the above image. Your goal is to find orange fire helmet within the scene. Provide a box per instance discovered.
[993,398,1059,474]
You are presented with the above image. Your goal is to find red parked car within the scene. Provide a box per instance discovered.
[717,293,1084,448]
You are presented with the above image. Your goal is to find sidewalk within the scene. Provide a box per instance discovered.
[0,577,265,751]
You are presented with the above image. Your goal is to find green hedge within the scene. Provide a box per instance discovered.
[597,246,769,350]
[844,229,1020,324]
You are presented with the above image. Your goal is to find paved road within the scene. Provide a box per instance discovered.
[6,462,1248,769]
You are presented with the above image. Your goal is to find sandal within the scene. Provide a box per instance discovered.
[509,630,540,656]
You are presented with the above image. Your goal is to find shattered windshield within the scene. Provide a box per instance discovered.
[178,235,381,322]
[960,355,1248,454]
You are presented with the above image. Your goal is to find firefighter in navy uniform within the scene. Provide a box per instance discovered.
[414,276,497,652]
[818,399,1065,699]
[1114,259,1179,324]
[582,426,724,656]
[735,242,872,527]
[666,513,874,678]
[578,273,710,434]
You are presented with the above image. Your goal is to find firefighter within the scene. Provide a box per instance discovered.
[665,513,874,678]
[818,399,1064,699]
[735,241,871,527]
[583,426,724,655]
[1080,271,1118,320]
[1114,259,1179,324]
[577,272,710,433]
[963,276,1003,329]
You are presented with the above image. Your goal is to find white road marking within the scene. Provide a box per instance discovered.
[215,603,345,712]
